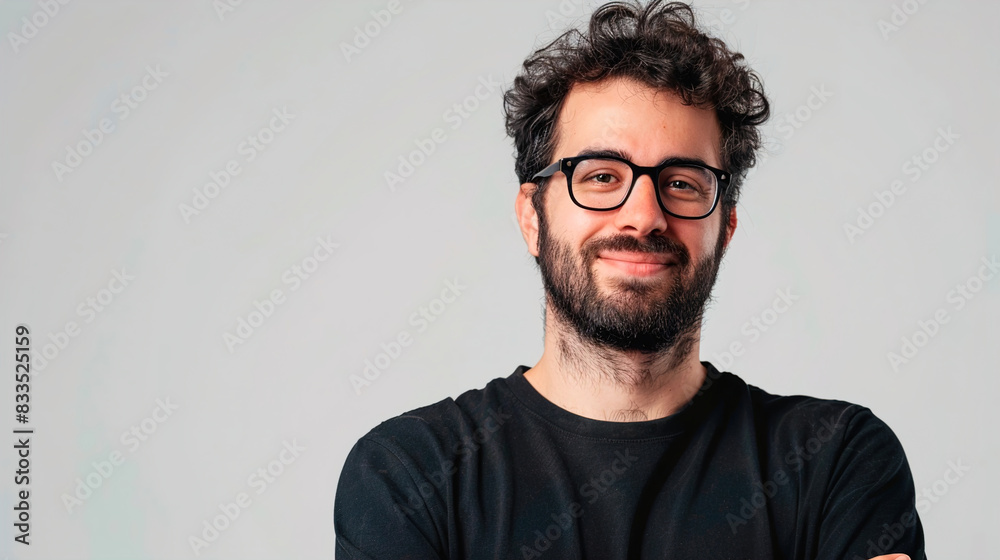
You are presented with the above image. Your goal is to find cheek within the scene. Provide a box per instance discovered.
[667,218,719,258]
[546,192,605,247]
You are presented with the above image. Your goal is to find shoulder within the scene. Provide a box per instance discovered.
[747,381,899,444]
[717,380,926,558]
[334,376,518,557]
[708,366,904,462]
[335,374,517,532]
[347,374,515,470]
[745,380,867,441]
[716,369,911,477]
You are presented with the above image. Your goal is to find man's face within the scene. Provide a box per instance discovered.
[517,77,736,353]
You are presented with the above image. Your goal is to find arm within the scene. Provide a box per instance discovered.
[334,436,448,560]
[817,407,926,560]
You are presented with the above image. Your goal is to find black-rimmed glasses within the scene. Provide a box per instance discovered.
[530,155,730,220]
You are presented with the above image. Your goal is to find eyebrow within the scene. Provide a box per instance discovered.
[575,146,716,169]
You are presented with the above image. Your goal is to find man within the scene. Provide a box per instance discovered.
[334,2,925,559]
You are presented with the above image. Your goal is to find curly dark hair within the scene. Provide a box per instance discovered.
[503,0,769,214]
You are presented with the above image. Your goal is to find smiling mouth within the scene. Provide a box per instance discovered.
[596,252,679,276]
[599,251,678,265]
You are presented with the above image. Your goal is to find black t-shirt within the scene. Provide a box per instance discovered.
[334,363,926,560]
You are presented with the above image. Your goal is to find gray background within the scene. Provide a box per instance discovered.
[1,0,996,558]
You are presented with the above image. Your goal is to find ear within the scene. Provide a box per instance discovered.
[515,182,541,258]
[722,206,737,249]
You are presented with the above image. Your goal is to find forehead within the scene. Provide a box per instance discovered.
[553,78,722,168]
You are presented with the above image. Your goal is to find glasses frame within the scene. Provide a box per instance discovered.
[530,154,731,220]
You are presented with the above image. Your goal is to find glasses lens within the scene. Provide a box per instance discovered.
[657,165,717,218]
[569,158,720,217]
[569,158,633,209]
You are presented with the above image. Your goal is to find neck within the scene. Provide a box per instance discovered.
[523,303,707,422]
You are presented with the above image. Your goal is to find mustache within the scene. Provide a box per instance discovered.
[582,234,691,267]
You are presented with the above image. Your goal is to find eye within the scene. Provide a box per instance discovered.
[660,175,710,201]
[572,158,630,189]
[579,170,625,187]
[666,180,695,191]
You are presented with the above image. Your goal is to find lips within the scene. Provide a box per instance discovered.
[595,251,680,277]
[598,251,678,266]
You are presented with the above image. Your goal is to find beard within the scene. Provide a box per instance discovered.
[536,207,728,355]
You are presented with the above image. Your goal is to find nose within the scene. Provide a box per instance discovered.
[613,172,668,236]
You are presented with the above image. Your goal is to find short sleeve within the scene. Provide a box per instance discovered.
[817,407,927,560]
[334,436,448,560]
